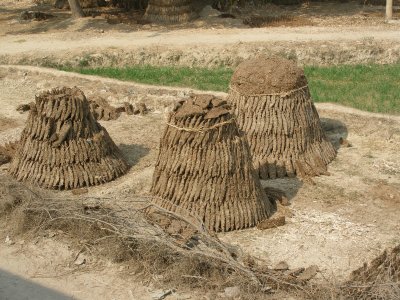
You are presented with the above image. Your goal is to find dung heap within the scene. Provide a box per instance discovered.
[9,87,128,189]
[228,57,336,179]
[144,0,197,23]
[150,94,273,232]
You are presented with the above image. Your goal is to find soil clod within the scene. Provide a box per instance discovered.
[257,215,285,230]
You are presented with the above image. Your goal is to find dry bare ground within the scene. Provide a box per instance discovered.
[1,0,400,67]
[0,66,399,299]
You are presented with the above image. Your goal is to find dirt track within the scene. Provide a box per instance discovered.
[1,27,399,56]
[1,26,400,67]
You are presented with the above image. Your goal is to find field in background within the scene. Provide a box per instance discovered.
[62,64,400,114]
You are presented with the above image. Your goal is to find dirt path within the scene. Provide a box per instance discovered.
[0,240,153,300]
[1,26,399,56]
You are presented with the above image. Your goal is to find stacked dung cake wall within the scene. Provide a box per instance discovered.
[150,94,273,232]
[228,57,336,179]
[144,0,197,23]
[9,87,128,189]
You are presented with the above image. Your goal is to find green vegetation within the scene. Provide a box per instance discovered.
[305,64,400,114]
[67,65,233,93]
[63,63,400,114]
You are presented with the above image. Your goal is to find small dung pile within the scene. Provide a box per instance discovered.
[144,0,198,23]
[9,87,128,189]
[150,94,273,232]
[228,57,336,179]
[346,244,400,299]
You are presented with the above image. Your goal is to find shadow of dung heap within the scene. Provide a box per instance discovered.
[150,94,274,232]
[9,87,128,189]
[228,56,336,179]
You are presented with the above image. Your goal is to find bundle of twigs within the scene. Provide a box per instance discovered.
[0,176,309,295]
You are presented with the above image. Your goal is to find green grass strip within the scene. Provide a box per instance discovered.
[62,64,400,114]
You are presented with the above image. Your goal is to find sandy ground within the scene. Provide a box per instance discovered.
[0,66,399,299]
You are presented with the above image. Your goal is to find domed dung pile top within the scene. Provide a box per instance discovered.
[150,94,273,232]
[9,87,128,189]
[228,57,336,179]
[230,57,308,95]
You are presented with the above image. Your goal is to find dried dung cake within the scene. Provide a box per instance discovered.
[9,87,128,189]
[144,0,198,23]
[88,96,122,121]
[228,57,336,179]
[150,94,273,232]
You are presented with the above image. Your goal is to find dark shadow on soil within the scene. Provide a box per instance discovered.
[0,269,72,300]
[118,143,150,166]
[321,117,348,150]
[262,177,303,203]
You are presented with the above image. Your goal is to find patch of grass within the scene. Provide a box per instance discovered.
[63,64,400,114]
[305,64,400,114]
[63,65,233,92]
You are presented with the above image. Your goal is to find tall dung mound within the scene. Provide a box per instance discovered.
[228,57,336,179]
[9,87,128,189]
[144,0,198,24]
[150,94,274,232]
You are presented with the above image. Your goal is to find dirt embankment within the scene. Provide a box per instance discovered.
[1,37,400,69]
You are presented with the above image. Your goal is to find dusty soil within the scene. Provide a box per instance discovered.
[0,66,399,298]
[1,1,400,68]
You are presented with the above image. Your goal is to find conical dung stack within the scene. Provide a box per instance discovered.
[150,94,273,232]
[228,57,336,179]
[144,0,198,24]
[9,87,128,189]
